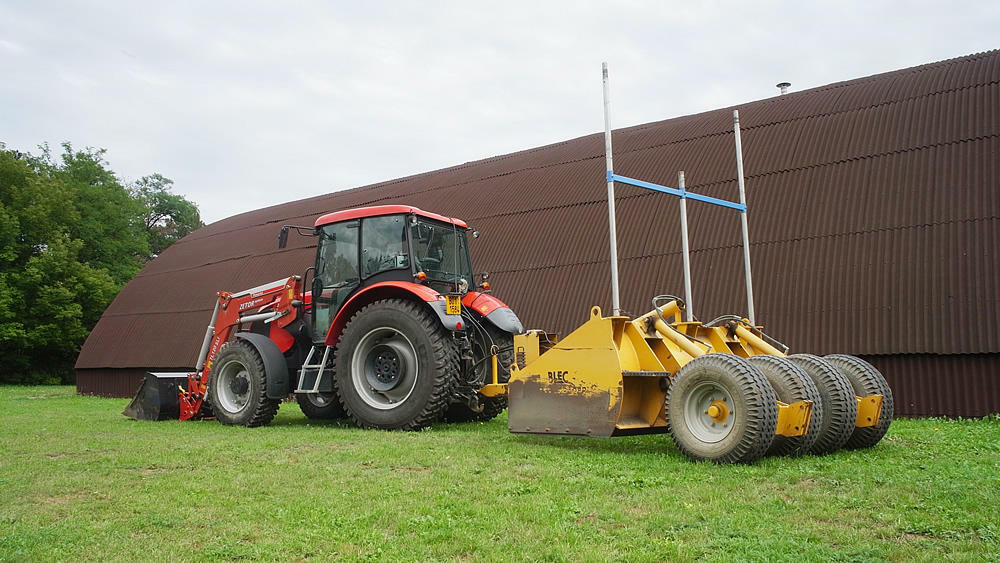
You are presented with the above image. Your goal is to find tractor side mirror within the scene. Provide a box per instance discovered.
[278,226,290,249]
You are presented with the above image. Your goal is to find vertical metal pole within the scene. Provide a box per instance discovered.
[678,171,694,322]
[602,62,622,315]
[733,110,757,326]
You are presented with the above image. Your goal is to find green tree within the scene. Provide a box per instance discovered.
[130,173,204,257]
[31,143,151,284]
[0,142,202,384]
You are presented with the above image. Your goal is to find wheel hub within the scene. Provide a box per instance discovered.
[216,360,252,414]
[707,400,730,423]
[683,382,736,443]
[229,376,249,396]
[351,326,420,411]
[366,345,404,391]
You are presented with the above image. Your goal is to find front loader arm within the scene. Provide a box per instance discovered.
[178,276,303,420]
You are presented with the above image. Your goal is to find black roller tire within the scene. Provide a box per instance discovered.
[207,340,281,427]
[787,354,857,455]
[666,354,778,464]
[296,392,346,420]
[747,355,823,456]
[824,354,894,449]
[444,325,514,423]
[334,299,459,430]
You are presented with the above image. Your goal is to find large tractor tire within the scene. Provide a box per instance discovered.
[207,340,281,427]
[666,354,778,464]
[443,325,514,423]
[824,354,894,449]
[747,355,823,456]
[787,354,857,454]
[335,299,459,430]
[296,392,346,420]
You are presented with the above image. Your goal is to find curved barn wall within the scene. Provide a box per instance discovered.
[77,50,1000,416]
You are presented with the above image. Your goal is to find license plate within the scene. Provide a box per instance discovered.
[446,295,462,315]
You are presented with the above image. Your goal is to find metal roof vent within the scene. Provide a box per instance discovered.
[776,82,791,95]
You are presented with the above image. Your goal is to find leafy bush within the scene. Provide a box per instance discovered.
[0,142,203,384]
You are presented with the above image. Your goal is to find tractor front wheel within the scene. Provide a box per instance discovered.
[667,354,778,464]
[207,340,280,427]
[335,299,458,430]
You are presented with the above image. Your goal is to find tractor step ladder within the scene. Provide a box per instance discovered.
[294,345,334,393]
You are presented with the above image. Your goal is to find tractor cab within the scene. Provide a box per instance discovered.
[309,206,474,343]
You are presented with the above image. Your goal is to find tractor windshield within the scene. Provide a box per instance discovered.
[410,218,473,293]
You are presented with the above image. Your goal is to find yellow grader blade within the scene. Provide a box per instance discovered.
[507,307,670,437]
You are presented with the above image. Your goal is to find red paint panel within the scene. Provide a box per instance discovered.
[323,281,443,346]
[462,291,511,316]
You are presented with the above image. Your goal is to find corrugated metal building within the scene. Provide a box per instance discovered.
[76,50,1000,417]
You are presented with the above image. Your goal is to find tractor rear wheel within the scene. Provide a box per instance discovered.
[207,340,281,427]
[444,325,514,423]
[335,299,458,430]
[666,354,778,464]
[296,392,346,420]
[747,355,823,456]
[824,354,894,449]
[787,354,857,454]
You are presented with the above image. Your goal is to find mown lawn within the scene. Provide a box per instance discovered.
[0,386,997,562]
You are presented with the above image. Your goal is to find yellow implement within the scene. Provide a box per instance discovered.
[483,298,891,464]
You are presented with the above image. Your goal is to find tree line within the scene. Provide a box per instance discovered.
[0,142,203,384]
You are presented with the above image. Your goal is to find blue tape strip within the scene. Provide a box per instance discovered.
[609,173,746,212]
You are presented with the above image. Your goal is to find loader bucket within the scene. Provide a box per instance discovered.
[122,372,189,421]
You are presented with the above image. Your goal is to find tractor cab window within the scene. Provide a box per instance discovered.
[361,215,409,278]
[410,218,473,294]
[313,220,359,341]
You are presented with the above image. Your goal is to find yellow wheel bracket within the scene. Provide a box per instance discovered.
[776,400,813,437]
[856,394,883,427]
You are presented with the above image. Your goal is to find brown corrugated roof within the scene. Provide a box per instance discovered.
[77,49,1000,372]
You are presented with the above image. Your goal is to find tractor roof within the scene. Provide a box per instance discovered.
[314,205,469,229]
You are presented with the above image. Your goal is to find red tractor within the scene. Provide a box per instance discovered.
[125,205,522,430]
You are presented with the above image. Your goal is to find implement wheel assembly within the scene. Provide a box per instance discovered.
[207,341,281,427]
[335,299,458,430]
[788,354,857,454]
[748,355,823,456]
[824,354,894,449]
[667,354,778,464]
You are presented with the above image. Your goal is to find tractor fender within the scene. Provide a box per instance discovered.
[324,281,462,347]
[484,306,523,334]
[235,332,290,399]
[463,291,524,334]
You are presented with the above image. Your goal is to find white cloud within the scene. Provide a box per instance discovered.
[1,1,997,223]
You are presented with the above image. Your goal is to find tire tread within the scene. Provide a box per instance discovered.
[824,354,894,449]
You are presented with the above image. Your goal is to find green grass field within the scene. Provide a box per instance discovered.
[0,386,997,562]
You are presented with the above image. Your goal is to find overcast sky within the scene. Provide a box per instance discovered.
[2,1,997,224]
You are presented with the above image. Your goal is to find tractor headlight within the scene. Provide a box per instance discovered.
[458,278,469,294]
